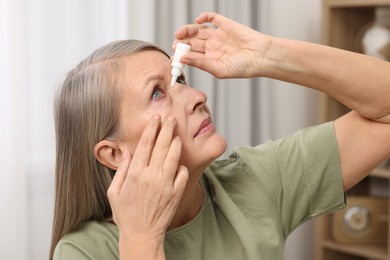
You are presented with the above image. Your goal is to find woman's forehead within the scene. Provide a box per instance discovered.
[125,50,170,73]
[119,50,171,90]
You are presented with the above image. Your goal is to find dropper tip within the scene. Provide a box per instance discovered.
[170,76,177,87]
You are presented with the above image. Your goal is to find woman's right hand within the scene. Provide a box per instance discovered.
[107,114,189,259]
[174,12,274,79]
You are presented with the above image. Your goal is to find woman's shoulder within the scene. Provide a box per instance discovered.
[53,221,119,259]
[63,220,118,241]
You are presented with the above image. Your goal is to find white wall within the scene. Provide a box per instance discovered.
[266,1,323,260]
[267,0,322,139]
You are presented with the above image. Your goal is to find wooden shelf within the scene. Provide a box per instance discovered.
[372,167,390,179]
[322,240,388,260]
[325,0,390,8]
[316,1,390,260]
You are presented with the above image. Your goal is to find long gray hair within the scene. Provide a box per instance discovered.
[49,40,169,259]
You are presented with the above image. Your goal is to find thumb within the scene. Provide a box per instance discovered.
[173,165,189,199]
[181,53,222,78]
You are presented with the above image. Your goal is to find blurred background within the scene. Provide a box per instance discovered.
[0,0,323,259]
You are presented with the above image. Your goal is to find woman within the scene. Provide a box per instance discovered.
[50,12,390,259]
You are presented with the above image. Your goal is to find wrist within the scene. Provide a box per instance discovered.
[261,37,315,85]
[260,36,288,79]
[251,34,282,79]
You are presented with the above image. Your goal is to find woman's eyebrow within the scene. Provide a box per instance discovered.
[143,74,165,88]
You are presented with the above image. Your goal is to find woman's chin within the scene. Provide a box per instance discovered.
[183,135,227,174]
[204,134,227,161]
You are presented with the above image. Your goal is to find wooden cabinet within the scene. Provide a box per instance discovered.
[315,0,390,259]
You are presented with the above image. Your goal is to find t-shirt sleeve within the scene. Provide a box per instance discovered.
[233,122,346,237]
[53,221,119,260]
[53,241,92,260]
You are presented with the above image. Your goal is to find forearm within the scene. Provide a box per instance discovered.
[265,37,390,123]
[119,233,165,260]
[335,112,390,190]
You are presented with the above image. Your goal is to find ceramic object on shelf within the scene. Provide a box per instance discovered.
[357,7,390,61]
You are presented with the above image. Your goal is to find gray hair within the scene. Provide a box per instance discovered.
[50,40,169,259]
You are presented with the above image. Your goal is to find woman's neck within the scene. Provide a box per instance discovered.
[167,174,204,230]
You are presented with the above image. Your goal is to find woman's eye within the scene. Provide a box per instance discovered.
[176,74,187,84]
[152,88,164,100]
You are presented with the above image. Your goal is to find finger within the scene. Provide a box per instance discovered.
[195,12,224,27]
[180,52,223,78]
[174,24,200,40]
[149,116,176,170]
[173,165,189,197]
[173,39,206,56]
[107,150,131,198]
[174,25,212,43]
[173,39,206,58]
[161,136,182,181]
[130,114,161,169]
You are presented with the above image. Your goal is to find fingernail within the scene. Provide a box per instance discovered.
[153,114,161,120]
[122,149,128,159]
[168,115,175,122]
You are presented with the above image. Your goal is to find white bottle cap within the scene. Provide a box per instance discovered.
[171,43,191,86]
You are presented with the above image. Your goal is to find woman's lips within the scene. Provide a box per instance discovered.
[194,118,214,138]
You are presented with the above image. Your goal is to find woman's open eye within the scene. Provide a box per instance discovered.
[176,74,187,85]
[152,87,165,100]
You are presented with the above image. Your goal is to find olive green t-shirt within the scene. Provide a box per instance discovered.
[54,122,345,260]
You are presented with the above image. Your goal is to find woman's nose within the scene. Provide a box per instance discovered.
[173,84,207,114]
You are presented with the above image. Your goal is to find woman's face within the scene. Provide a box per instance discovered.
[117,50,227,174]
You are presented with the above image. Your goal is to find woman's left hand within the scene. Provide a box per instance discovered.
[107,115,189,258]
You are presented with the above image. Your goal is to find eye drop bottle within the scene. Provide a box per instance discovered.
[171,43,191,87]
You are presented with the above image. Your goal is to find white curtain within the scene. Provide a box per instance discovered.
[0,0,128,259]
[0,0,28,258]
[0,0,322,259]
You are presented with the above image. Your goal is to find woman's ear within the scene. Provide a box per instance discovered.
[94,140,123,170]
